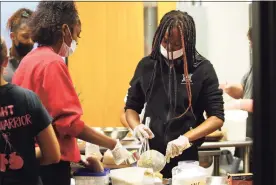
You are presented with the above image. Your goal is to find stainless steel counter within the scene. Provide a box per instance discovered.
[80,138,253,174]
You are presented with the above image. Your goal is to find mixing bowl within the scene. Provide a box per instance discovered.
[93,127,129,140]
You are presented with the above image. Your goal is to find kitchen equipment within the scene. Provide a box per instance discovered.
[73,168,110,185]
[206,176,228,185]
[222,110,248,141]
[172,162,208,185]
[93,127,129,140]
[137,117,166,172]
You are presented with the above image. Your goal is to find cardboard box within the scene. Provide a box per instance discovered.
[228,173,253,185]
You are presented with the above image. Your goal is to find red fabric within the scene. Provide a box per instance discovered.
[13,47,84,162]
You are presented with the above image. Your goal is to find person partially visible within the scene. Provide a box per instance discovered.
[12,2,130,185]
[0,37,60,185]
[4,8,34,82]
[125,10,224,178]
[221,27,253,137]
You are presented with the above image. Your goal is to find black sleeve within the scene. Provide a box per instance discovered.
[26,91,52,136]
[202,62,225,121]
[125,60,146,114]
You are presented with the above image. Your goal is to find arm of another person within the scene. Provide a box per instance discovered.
[222,72,250,99]
[219,82,244,99]
[41,61,116,150]
[30,93,60,165]
[184,63,224,141]
[36,125,60,165]
[225,98,253,112]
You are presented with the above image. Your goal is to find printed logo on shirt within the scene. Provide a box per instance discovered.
[181,74,193,84]
[0,105,27,172]
[0,105,32,131]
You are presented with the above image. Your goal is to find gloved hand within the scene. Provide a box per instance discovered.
[165,135,191,160]
[111,140,132,165]
[133,124,155,141]
[224,99,241,110]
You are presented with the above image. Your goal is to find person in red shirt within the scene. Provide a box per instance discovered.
[12,2,130,185]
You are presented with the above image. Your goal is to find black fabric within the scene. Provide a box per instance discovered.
[39,161,71,185]
[0,83,52,185]
[125,56,224,177]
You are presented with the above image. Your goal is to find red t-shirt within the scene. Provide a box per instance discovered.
[13,46,84,163]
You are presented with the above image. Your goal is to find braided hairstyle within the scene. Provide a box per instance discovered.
[7,8,33,33]
[29,1,79,46]
[148,10,202,120]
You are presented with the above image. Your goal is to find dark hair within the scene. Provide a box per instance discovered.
[29,1,79,46]
[7,8,33,32]
[0,37,8,80]
[248,27,252,42]
[148,10,201,120]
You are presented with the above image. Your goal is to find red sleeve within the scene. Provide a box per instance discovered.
[40,60,85,137]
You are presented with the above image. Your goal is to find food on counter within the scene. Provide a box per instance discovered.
[103,149,137,165]
[103,150,127,165]
[80,154,104,173]
[137,150,166,172]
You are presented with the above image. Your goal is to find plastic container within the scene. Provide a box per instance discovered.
[223,110,248,141]
[110,167,150,185]
[73,168,110,185]
[85,143,102,159]
[172,162,208,185]
[178,160,199,166]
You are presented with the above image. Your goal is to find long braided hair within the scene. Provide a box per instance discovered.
[147,10,203,121]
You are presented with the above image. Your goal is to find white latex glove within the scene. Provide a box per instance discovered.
[111,139,132,165]
[133,124,155,140]
[224,99,241,110]
[165,135,191,160]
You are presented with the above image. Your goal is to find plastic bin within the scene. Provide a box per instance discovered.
[73,168,110,185]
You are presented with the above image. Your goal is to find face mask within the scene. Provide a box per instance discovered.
[160,45,183,60]
[14,42,33,57]
[58,26,77,57]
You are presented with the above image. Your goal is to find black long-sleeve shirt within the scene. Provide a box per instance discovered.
[125,55,224,148]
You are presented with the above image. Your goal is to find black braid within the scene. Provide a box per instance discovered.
[147,10,203,120]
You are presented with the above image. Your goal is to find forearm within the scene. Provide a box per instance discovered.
[120,109,130,128]
[224,84,244,99]
[240,99,253,112]
[35,147,52,165]
[77,125,116,150]
[125,109,141,130]
[184,116,223,142]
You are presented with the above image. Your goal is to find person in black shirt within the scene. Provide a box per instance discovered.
[3,8,34,83]
[125,10,224,178]
[0,37,60,185]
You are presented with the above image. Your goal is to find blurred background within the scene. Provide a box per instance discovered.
[1,1,252,127]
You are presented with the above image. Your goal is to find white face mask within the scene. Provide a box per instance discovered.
[160,44,183,60]
[58,26,77,57]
